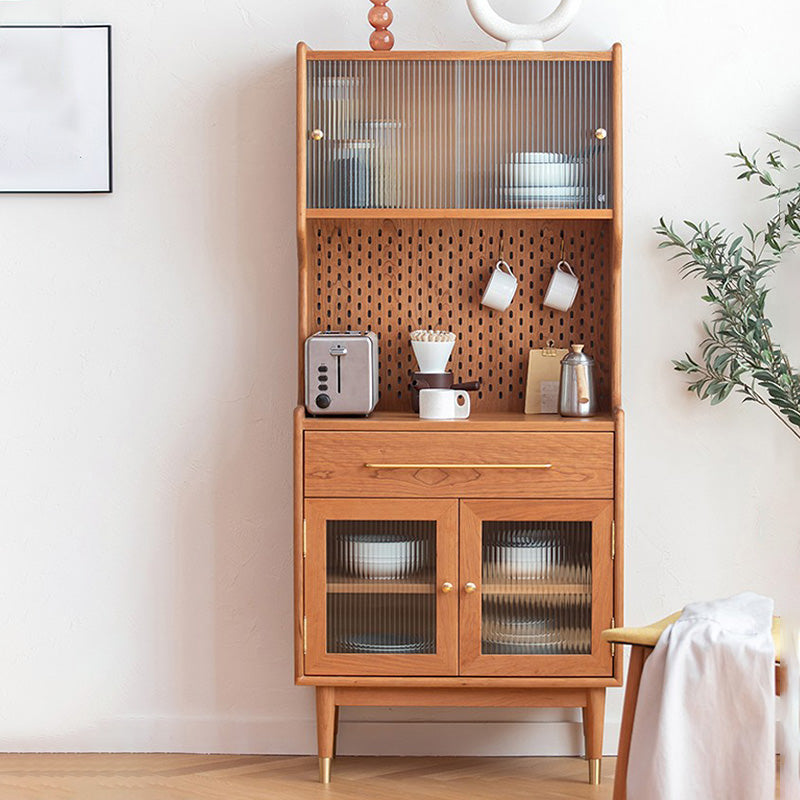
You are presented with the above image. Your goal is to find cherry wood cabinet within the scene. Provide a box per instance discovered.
[304,496,613,679]
[294,43,624,787]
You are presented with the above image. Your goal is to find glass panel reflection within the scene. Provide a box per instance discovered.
[306,59,612,210]
[481,520,592,655]
[326,520,436,654]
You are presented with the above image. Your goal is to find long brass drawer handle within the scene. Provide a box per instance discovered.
[364,463,553,470]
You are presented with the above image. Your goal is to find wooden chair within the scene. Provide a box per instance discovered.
[602,613,782,800]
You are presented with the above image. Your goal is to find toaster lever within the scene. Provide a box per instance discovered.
[329,344,347,394]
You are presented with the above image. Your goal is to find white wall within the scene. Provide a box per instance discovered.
[1,0,798,756]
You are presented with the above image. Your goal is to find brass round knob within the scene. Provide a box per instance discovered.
[464,582,477,594]
[441,582,454,594]
[594,127,607,140]
[310,129,324,141]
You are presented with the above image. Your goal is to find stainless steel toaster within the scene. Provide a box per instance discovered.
[305,331,379,416]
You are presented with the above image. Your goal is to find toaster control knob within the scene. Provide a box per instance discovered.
[315,393,331,409]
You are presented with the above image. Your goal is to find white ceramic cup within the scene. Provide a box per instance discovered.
[419,388,471,420]
[481,259,518,312]
[543,260,580,311]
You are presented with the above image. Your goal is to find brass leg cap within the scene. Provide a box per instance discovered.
[319,756,332,784]
[588,757,601,785]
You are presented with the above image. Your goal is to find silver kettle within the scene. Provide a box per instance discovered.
[558,344,597,417]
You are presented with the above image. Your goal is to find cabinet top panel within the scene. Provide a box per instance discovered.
[299,409,617,432]
[299,43,618,62]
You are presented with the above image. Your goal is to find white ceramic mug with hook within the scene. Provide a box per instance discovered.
[543,260,580,312]
[481,259,518,312]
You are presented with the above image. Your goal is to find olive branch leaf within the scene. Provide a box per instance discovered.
[655,133,800,442]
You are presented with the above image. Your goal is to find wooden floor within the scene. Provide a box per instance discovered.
[0,754,617,799]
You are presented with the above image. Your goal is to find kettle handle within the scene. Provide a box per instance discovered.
[576,364,590,404]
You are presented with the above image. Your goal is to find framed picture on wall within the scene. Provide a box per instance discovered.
[0,25,112,193]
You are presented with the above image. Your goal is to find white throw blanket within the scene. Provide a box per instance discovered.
[627,592,775,800]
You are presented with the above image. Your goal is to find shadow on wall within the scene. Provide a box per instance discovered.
[171,54,303,741]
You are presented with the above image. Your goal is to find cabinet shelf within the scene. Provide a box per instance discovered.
[306,208,614,220]
[327,581,434,594]
[482,583,590,596]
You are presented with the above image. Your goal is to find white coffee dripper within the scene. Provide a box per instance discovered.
[410,330,456,374]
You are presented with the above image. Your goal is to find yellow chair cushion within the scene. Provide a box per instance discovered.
[602,613,781,660]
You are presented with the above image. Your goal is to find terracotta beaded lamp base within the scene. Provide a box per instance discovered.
[368,0,394,50]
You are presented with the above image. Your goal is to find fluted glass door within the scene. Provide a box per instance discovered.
[305,56,613,210]
[459,500,613,677]
[304,499,459,676]
[481,520,592,655]
[326,519,436,655]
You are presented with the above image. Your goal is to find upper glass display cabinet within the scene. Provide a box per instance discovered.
[305,55,613,211]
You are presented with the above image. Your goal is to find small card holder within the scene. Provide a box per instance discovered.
[524,342,568,414]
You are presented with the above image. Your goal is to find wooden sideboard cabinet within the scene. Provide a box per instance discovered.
[294,43,624,786]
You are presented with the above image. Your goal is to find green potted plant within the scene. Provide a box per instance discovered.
[656,134,800,441]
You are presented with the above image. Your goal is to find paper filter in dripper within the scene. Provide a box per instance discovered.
[410,330,456,374]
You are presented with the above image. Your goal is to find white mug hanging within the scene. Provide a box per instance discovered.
[481,259,518,312]
[466,0,583,51]
[543,260,580,312]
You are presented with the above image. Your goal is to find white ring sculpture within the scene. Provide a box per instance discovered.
[466,0,583,50]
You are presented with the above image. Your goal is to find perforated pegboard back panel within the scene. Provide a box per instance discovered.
[308,219,611,413]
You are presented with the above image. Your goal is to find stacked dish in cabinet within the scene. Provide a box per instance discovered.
[480,523,592,655]
[325,521,436,654]
[310,76,402,208]
[499,152,588,209]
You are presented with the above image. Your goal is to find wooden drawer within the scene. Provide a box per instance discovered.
[304,431,613,498]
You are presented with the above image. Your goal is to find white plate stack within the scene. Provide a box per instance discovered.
[483,617,555,651]
[344,633,429,653]
[341,534,420,580]
[500,152,587,208]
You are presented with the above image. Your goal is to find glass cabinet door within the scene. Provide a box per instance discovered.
[304,499,459,676]
[306,57,612,210]
[459,500,613,677]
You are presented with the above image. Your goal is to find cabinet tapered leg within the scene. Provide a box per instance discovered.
[581,705,589,759]
[333,705,340,758]
[583,688,606,785]
[316,687,336,783]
